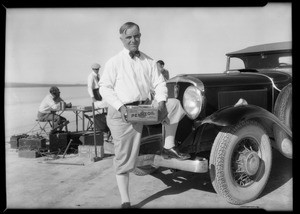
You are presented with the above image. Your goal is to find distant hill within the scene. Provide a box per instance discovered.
[5,82,87,88]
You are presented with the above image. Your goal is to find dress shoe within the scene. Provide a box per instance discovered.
[121,202,131,208]
[161,147,190,160]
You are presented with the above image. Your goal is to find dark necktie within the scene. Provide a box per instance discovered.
[96,75,100,82]
[129,50,140,59]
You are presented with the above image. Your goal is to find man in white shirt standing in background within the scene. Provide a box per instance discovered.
[87,63,102,102]
[87,63,110,141]
[99,21,190,208]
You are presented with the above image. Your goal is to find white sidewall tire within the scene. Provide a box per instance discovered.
[274,83,292,159]
[209,120,272,205]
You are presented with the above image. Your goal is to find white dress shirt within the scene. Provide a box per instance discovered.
[38,94,63,113]
[87,71,100,98]
[100,48,167,111]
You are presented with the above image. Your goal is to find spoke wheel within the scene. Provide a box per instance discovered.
[209,120,272,205]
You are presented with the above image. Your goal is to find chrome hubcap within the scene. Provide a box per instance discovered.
[243,151,260,176]
[232,138,261,187]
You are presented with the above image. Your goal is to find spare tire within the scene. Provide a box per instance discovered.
[273,83,292,159]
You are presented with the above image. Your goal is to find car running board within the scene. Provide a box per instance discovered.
[136,154,208,173]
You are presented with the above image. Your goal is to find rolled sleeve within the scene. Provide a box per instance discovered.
[152,62,168,102]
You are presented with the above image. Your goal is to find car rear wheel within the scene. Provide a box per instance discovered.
[273,83,292,159]
[209,120,272,205]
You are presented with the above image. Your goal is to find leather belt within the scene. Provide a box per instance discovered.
[125,100,147,106]
[96,108,108,114]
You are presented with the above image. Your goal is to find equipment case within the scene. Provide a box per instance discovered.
[79,131,103,146]
[18,136,46,150]
[9,134,29,149]
[49,132,69,152]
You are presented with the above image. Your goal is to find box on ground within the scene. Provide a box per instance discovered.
[78,145,104,158]
[18,150,42,158]
[9,134,29,149]
[49,132,69,152]
[79,131,103,146]
[68,131,103,146]
[104,141,114,154]
[126,105,158,123]
[18,136,46,150]
[49,131,103,152]
[49,131,103,153]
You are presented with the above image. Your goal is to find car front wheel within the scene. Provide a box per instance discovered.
[209,120,272,205]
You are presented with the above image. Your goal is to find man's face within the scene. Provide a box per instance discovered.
[52,90,60,99]
[92,68,100,74]
[120,25,141,52]
[157,63,164,72]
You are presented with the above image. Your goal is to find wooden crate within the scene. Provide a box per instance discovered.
[9,134,29,149]
[18,137,46,150]
[78,145,104,158]
[18,150,41,158]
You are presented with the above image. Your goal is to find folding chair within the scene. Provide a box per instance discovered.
[84,112,112,142]
[34,119,53,137]
[84,113,94,131]
[50,120,70,133]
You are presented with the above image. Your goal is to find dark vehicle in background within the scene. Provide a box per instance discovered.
[134,41,292,205]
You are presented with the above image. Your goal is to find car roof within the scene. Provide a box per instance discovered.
[226,41,292,56]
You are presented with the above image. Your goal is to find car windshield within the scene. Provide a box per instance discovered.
[228,52,292,70]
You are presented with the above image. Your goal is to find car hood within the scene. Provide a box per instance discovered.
[170,70,291,89]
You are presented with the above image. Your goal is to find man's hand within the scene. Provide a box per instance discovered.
[157,101,168,123]
[92,97,97,102]
[119,105,128,123]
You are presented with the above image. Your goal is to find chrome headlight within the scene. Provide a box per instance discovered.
[183,86,204,119]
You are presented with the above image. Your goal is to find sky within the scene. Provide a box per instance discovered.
[5,3,292,85]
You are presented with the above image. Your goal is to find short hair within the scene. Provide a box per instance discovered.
[119,22,140,34]
[50,86,59,94]
[157,60,165,66]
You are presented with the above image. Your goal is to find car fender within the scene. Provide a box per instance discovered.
[198,104,292,138]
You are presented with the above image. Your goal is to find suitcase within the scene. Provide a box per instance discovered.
[18,136,46,150]
[49,132,69,152]
[68,131,84,144]
[9,134,29,149]
[79,131,103,146]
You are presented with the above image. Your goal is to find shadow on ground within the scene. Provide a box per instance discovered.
[258,148,292,198]
[134,148,292,208]
[134,168,214,208]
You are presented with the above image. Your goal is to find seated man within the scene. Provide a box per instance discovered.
[37,86,71,133]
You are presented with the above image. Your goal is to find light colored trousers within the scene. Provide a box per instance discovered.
[107,98,186,175]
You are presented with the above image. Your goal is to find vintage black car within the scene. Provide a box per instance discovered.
[133,41,292,205]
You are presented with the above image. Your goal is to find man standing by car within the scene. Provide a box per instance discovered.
[99,22,190,208]
[87,63,102,102]
[87,63,111,141]
[157,60,170,80]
